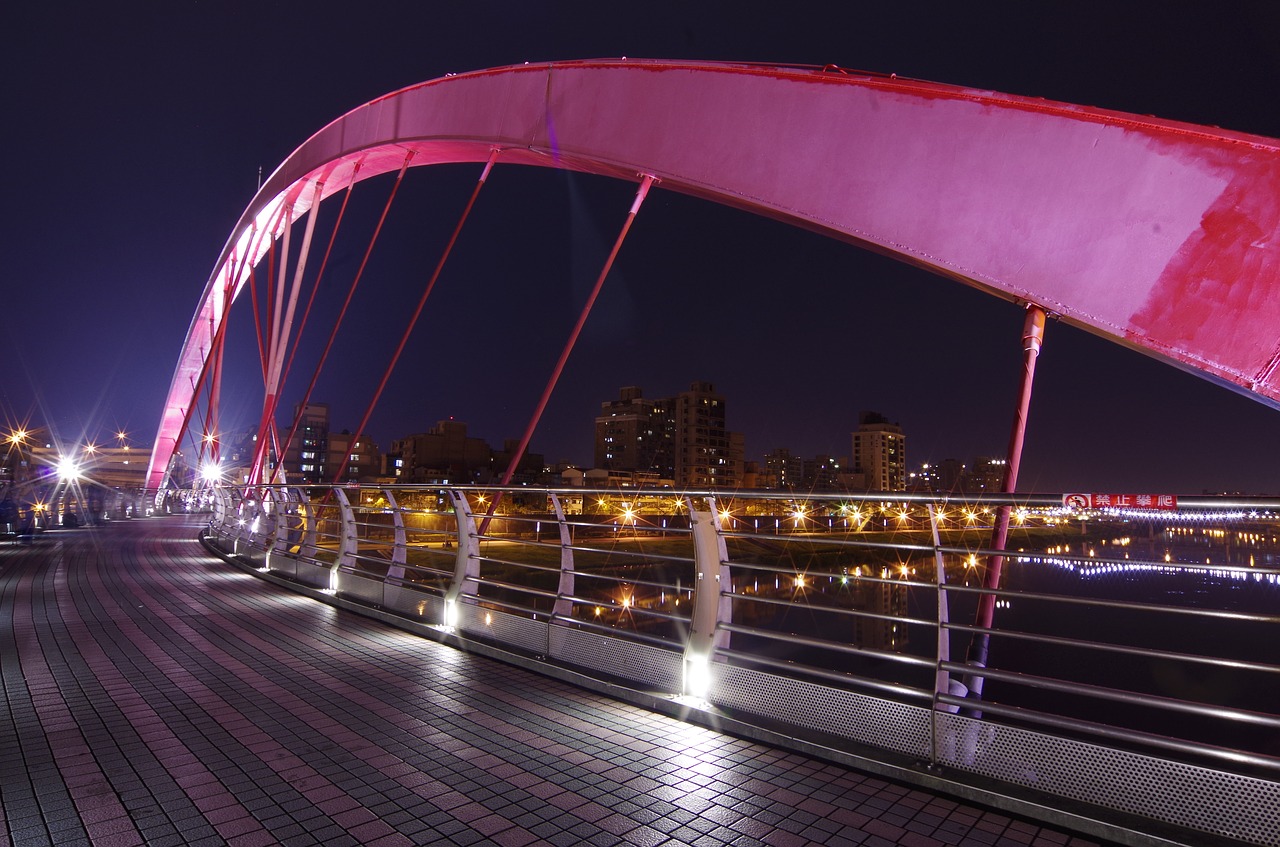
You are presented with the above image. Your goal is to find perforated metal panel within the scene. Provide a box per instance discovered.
[294,561,331,590]
[384,585,443,623]
[267,553,297,579]
[337,570,383,605]
[458,604,549,655]
[711,663,932,760]
[241,548,268,569]
[548,624,683,693]
[933,712,1280,846]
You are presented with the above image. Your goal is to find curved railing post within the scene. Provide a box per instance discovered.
[210,486,226,527]
[211,486,233,538]
[259,488,280,568]
[550,492,575,620]
[927,503,962,765]
[443,490,480,628]
[384,488,407,585]
[331,487,356,591]
[683,495,732,699]
[231,490,250,553]
[295,488,318,560]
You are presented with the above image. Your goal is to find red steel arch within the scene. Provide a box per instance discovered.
[148,59,1280,489]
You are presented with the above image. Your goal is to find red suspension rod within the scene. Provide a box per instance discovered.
[481,174,657,530]
[962,304,1047,711]
[329,151,500,485]
[262,152,415,484]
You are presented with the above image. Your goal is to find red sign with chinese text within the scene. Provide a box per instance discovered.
[1062,493,1178,510]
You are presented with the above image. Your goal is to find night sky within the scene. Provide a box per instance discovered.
[5,2,1280,494]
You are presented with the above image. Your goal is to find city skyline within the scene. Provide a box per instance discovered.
[5,3,1280,494]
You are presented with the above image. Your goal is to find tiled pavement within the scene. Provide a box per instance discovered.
[0,517,1112,847]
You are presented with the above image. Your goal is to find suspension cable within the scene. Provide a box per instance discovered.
[329,151,501,485]
[481,174,657,531]
[261,151,415,484]
[245,204,290,386]
[279,158,364,394]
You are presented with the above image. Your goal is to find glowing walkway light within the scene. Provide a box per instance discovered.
[684,653,711,701]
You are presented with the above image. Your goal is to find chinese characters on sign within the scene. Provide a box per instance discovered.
[1062,493,1178,510]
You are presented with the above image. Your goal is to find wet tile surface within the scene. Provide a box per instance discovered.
[0,518,1110,846]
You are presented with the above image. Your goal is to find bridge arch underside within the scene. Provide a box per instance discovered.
[149,59,1280,487]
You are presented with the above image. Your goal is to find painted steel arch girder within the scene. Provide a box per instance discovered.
[148,59,1280,489]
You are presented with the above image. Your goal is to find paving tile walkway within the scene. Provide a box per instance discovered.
[0,516,1112,847]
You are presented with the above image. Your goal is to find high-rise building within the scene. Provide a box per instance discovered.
[851,411,906,492]
[281,403,330,484]
[675,381,742,489]
[593,382,743,488]
[762,448,804,490]
[593,386,674,481]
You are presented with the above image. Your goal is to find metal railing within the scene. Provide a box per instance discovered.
[201,483,1280,846]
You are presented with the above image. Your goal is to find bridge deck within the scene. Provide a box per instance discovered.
[0,517,1107,847]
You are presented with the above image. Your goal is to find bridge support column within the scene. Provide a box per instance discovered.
[963,304,1047,712]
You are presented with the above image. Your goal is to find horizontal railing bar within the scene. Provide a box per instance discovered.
[468,577,559,602]
[557,542,695,564]
[718,621,935,668]
[571,570,688,593]
[562,518,693,534]
[471,554,563,576]
[720,530,937,555]
[724,590,937,629]
[941,582,1280,623]
[714,649,933,702]
[386,578,445,596]
[459,595,547,620]
[549,614,684,650]
[931,542,1280,578]
[938,661,1280,727]
[556,593,693,625]
[943,621,1280,675]
[722,558,934,587]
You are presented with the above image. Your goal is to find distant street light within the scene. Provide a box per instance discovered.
[56,455,82,482]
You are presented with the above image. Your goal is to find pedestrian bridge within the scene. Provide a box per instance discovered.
[15,484,1265,846]
[100,58,1280,847]
[2,512,1116,847]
